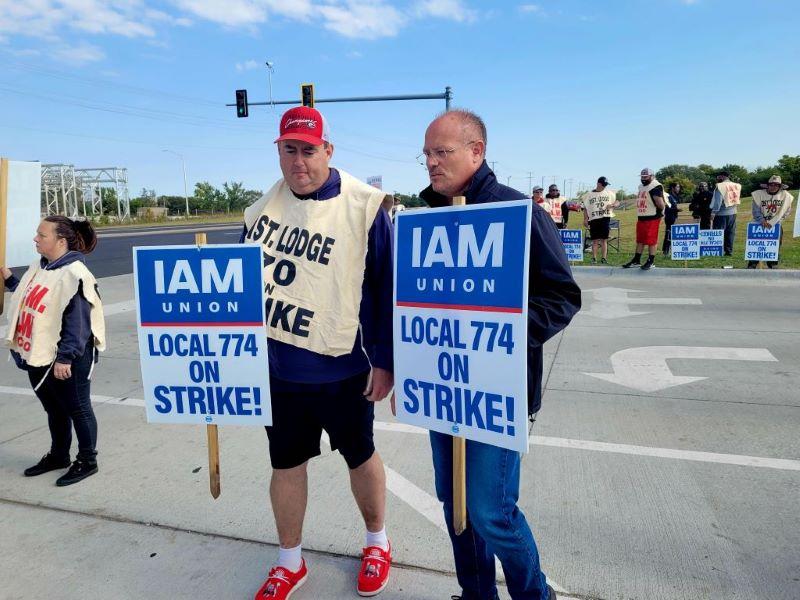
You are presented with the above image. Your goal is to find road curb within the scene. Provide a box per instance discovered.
[572,266,800,279]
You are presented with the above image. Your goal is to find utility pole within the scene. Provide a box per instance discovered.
[567,178,575,199]
[526,171,533,192]
[489,161,498,173]
[507,175,512,186]
[162,150,190,217]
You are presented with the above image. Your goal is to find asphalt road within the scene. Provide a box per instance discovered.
[2,244,799,599]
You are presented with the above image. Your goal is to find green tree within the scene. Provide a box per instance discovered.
[193,181,224,212]
[775,154,800,188]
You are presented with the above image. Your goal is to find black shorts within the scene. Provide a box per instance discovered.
[265,370,374,470]
[589,217,611,240]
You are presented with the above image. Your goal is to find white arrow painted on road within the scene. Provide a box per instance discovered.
[580,287,702,320]
[585,346,778,392]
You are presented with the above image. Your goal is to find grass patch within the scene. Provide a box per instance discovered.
[93,213,243,229]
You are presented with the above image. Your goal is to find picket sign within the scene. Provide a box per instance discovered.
[451,195,467,536]
[194,231,222,499]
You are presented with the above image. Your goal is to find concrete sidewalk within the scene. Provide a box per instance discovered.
[0,500,474,600]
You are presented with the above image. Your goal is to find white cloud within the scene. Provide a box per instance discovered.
[53,42,106,65]
[174,0,476,40]
[317,2,408,40]
[236,59,261,71]
[0,0,481,57]
[414,0,478,23]
[346,50,363,58]
[519,4,542,13]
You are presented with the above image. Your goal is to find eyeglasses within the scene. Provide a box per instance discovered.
[417,140,479,166]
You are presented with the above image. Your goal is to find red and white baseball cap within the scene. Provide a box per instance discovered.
[274,106,330,146]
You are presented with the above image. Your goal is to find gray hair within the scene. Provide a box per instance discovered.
[435,108,487,149]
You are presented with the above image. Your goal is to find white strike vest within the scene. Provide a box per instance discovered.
[243,169,385,357]
[546,198,563,223]
[716,181,742,208]
[752,189,794,226]
[637,180,664,217]
[582,189,617,221]
[4,260,106,367]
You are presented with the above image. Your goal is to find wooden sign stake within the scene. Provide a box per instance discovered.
[451,195,467,535]
[195,232,221,499]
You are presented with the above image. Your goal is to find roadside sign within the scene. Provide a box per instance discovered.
[133,244,271,426]
[670,223,700,260]
[745,223,781,262]
[560,229,583,262]
[393,200,531,453]
[699,229,724,257]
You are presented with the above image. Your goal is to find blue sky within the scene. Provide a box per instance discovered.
[2,0,799,199]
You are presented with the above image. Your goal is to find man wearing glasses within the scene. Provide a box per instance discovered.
[418,108,581,600]
[241,106,394,600]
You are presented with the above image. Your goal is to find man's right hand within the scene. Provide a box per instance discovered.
[1,266,11,280]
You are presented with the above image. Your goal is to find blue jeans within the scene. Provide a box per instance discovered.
[430,431,549,600]
[712,213,737,255]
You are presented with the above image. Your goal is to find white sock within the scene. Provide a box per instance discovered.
[277,544,303,572]
[365,527,389,551]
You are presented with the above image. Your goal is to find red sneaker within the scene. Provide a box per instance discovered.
[357,541,391,596]
[254,559,308,599]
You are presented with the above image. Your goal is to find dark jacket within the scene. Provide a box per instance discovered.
[689,189,713,219]
[665,193,682,226]
[4,251,94,370]
[420,161,581,414]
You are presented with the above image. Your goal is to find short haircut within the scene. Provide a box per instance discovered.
[434,108,487,148]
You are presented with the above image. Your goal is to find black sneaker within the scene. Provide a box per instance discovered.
[600,258,607,264]
[621,258,640,268]
[24,453,70,477]
[641,257,655,270]
[56,459,98,486]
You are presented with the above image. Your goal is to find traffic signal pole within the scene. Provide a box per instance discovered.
[227,86,453,114]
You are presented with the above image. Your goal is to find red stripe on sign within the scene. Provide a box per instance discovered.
[396,301,522,314]
[140,322,263,327]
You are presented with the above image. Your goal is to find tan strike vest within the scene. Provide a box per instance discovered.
[545,197,563,223]
[582,189,617,221]
[243,169,385,357]
[752,189,794,226]
[637,180,664,217]
[4,260,106,367]
[716,181,742,208]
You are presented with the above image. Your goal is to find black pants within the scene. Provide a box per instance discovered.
[662,220,676,254]
[27,341,97,462]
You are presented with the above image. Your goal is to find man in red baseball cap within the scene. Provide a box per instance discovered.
[242,105,395,599]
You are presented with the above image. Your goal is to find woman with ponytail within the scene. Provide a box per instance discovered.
[2,216,105,486]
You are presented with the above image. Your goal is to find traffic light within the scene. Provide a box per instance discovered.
[235,89,248,118]
[301,83,314,108]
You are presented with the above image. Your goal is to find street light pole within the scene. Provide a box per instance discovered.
[163,150,190,217]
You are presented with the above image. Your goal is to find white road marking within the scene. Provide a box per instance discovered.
[584,345,778,392]
[580,287,702,320]
[4,386,796,472]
